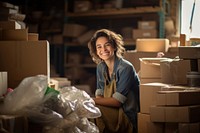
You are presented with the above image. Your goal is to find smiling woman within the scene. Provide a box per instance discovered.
[88,29,140,133]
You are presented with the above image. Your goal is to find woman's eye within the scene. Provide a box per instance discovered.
[105,43,111,47]
[96,46,101,49]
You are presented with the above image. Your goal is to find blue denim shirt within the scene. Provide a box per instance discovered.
[95,57,140,126]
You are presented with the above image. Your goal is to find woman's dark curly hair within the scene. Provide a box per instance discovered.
[88,29,125,64]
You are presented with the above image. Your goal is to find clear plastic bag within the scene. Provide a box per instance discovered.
[27,106,63,125]
[76,118,99,133]
[27,106,80,129]
[0,75,48,115]
[57,86,101,119]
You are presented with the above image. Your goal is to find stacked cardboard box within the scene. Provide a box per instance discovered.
[133,21,157,40]
[0,3,50,131]
[124,45,200,132]
[136,53,200,132]
[0,2,26,28]
[0,19,49,89]
[138,83,168,133]
[124,48,179,73]
[139,57,200,85]
[150,87,200,133]
[0,20,39,41]
[136,38,170,53]
[47,23,93,45]
[139,58,168,84]
[139,83,200,133]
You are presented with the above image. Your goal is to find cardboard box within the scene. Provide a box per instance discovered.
[0,20,21,29]
[160,59,174,84]
[170,59,190,85]
[28,33,39,41]
[63,23,87,37]
[9,13,26,21]
[50,77,71,90]
[161,58,197,85]
[16,21,26,29]
[156,89,200,106]
[74,0,92,12]
[124,51,158,73]
[139,83,170,114]
[140,58,169,78]
[123,48,179,73]
[77,30,95,44]
[136,38,169,52]
[150,105,200,122]
[0,41,50,88]
[138,21,157,30]
[179,122,200,133]
[138,113,150,133]
[179,46,200,59]
[2,29,28,41]
[133,29,157,40]
[138,113,164,133]
[165,123,179,133]
[0,71,7,96]
[162,59,189,85]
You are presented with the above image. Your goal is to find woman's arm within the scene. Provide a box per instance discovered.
[93,97,121,108]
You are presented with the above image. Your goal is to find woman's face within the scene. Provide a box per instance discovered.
[96,36,115,61]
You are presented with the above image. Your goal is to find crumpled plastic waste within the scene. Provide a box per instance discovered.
[0,75,101,133]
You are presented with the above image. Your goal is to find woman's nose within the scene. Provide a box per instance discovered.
[102,45,107,50]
